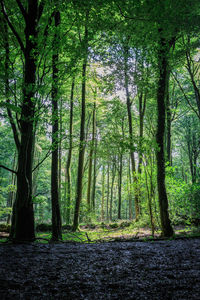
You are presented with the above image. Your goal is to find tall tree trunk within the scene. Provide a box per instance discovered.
[156,33,173,237]
[106,163,110,221]
[101,164,105,221]
[123,43,140,220]
[138,92,146,215]
[65,79,75,224]
[51,9,62,241]
[144,157,155,236]
[118,153,122,219]
[7,152,17,225]
[2,21,17,226]
[86,97,96,211]
[138,92,146,175]
[110,159,116,221]
[128,157,133,220]
[91,136,97,211]
[58,98,62,211]
[72,12,88,231]
[4,0,44,241]
[166,72,172,166]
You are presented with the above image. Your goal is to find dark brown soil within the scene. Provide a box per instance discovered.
[0,238,199,299]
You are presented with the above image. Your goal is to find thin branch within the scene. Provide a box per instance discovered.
[32,141,80,172]
[0,165,17,174]
[15,0,27,20]
[6,106,20,151]
[172,72,200,119]
[32,149,51,172]
[116,3,149,22]
[38,0,45,21]
[0,1,25,53]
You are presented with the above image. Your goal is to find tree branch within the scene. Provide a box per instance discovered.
[0,165,17,174]
[6,106,20,151]
[38,0,45,21]
[1,0,25,54]
[32,140,80,173]
[172,72,200,119]
[15,0,27,20]
[32,149,51,172]
[116,3,149,22]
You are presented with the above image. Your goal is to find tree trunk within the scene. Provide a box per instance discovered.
[72,12,88,231]
[51,9,62,241]
[9,0,43,241]
[156,33,173,237]
[91,136,97,211]
[7,152,17,225]
[128,157,133,220]
[65,79,75,224]
[86,98,96,211]
[101,164,105,221]
[123,44,140,220]
[58,98,62,212]
[106,163,110,221]
[118,153,122,219]
[144,157,155,236]
[138,92,146,215]
[165,72,172,166]
[110,159,116,221]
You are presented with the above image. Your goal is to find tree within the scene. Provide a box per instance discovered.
[64,79,75,225]
[72,8,89,231]
[51,6,62,241]
[155,30,174,237]
[1,0,45,241]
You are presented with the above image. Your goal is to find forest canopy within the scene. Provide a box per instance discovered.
[0,0,200,242]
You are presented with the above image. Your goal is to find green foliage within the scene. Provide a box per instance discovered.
[166,167,200,225]
[0,0,200,238]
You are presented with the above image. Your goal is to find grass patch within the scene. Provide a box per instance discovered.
[36,224,200,243]
[0,222,199,244]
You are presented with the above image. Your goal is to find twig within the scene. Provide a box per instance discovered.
[0,165,17,174]
[85,232,91,242]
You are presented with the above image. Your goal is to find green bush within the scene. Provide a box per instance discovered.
[109,223,119,229]
[119,221,132,228]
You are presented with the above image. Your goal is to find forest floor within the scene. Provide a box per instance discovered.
[0,236,199,299]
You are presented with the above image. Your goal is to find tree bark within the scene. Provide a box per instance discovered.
[8,0,44,241]
[65,79,75,224]
[91,134,97,211]
[123,44,140,220]
[110,159,116,221]
[101,164,105,221]
[128,157,133,220]
[165,72,172,166]
[118,153,123,219]
[86,98,96,211]
[156,33,173,237]
[72,11,89,231]
[106,163,110,221]
[51,9,62,241]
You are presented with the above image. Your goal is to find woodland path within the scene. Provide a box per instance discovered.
[0,238,199,299]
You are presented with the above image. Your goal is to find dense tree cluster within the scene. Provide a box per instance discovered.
[0,0,200,241]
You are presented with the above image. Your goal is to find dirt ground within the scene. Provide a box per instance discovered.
[0,238,199,299]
